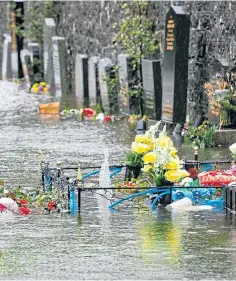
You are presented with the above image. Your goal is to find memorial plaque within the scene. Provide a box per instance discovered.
[75,54,89,107]
[98,58,113,112]
[162,6,190,124]
[43,18,56,90]
[28,43,42,82]
[52,36,71,106]
[2,34,12,80]
[88,56,100,107]
[20,49,34,89]
[142,59,162,120]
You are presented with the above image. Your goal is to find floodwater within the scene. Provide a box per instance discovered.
[0,81,236,280]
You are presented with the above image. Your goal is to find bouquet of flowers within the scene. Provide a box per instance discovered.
[125,121,189,185]
[31,82,50,94]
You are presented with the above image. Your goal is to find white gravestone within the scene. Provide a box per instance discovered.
[2,34,12,81]
[98,58,113,112]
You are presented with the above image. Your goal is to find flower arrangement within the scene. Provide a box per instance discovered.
[0,186,58,215]
[204,73,236,127]
[31,82,50,94]
[125,122,189,186]
[183,120,216,148]
[61,107,113,123]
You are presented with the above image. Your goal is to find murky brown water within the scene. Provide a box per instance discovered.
[0,81,236,280]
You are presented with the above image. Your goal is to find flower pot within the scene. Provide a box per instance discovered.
[124,165,141,181]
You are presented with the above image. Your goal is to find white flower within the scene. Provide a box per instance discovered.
[229,143,236,154]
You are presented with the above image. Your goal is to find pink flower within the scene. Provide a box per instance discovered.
[0,203,7,212]
[19,206,30,215]
[104,116,112,123]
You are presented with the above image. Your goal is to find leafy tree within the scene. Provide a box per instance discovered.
[115,0,160,114]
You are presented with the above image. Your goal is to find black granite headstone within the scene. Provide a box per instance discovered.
[162,6,190,124]
[142,59,162,120]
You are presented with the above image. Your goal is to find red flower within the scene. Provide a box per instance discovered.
[104,116,112,123]
[82,108,96,119]
[0,203,7,212]
[18,199,28,205]
[19,206,30,215]
[48,201,56,211]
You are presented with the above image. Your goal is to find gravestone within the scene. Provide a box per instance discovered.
[162,6,190,124]
[211,59,230,80]
[2,34,12,80]
[98,58,114,112]
[20,49,34,89]
[88,56,100,107]
[118,54,130,115]
[75,54,89,108]
[52,36,71,107]
[28,43,42,82]
[43,18,56,90]
[142,59,162,120]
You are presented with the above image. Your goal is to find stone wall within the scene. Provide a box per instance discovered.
[0,2,10,78]
[2,1,236,121]
[53,1,236,121]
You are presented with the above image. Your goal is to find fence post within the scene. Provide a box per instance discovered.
[67,177,70,211]
[77,165,82,213]
[56,161,62,213]
[40,150,45,189]
[194,146,199,161]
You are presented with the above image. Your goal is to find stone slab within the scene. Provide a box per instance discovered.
[214,129,236,146]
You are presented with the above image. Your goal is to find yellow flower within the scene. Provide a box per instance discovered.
[131,142,152,154]
[178,169,190,178]
[156,136,173,148]
[142,165,153,172]
[143,152,156,164]
[43,87,48,93]
[33,83,39,88]
[32,87,38,93]
[165,170,181,183]
[166,158,180,170]
[165,169,189,183]
[40,82,46,86]
[170,147,177,157]
[135,135,153,145]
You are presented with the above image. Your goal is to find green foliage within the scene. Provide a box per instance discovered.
[103,65,120,112]
[125,151,143,168]
[14,1,56,46]
[184,121,216,148]
[95,103,103,114]
[116,0,159,68]
[114,0,159,114]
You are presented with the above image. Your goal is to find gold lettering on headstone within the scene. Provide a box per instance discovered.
[166,16,175,51]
